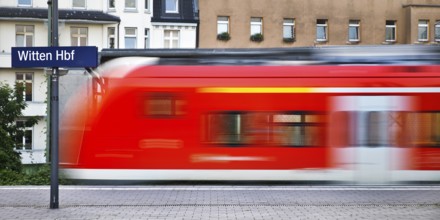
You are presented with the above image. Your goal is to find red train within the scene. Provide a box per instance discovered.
[60,50,440,184]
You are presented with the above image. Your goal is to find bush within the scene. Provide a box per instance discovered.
[0,169,24,185]
[250,33,264,42]
[283,37,295,43]
[0,165,73,185]
[217,32,231,41]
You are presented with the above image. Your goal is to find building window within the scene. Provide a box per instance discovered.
[217,16,229,34]
[436,21,440,42]
[217,16,230,41]
[15,25,34,47]
[193,0,198,13]
[144,28,150,49]
[348,20,360,42]
[418,20,429,42]
[145,0,149,10]
[385,20,396,42]
[15,121,33,150]
[316,19,328,42]
[71,27,87,46]
[250,17,263,41]
[108,0,115,9]
[125,0,136,10]
[283,18,295,42]
[250,17,263,35]
[72,0,86,9]
[164,30,179,48]
[165,0,179,13]
[108,27,115,48]
[125,27,137,48]
[16,73,33,102]
[18,0,32,6]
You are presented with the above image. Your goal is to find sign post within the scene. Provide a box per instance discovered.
[12,0,97,209]
[49,0,59,209]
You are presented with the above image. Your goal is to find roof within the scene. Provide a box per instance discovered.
[99,46,440,65]
[0,7,120,23]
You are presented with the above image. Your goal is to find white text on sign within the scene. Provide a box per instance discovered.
[17,50,75,61]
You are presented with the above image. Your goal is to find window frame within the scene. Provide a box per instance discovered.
[165,0,179,13]
[16,72,33,102]
[15,120,33,151]
[385,20,397,42]
[435,21,440,42]
[18,0,32,7]
[145,0,150,11]
[348,20,360,42]
[144,28,150,49]
[250,17,263,36]
[124,27,137,48]
[283,18,295,41]
[316,19,328,42]
[108,0,115,10]
[125,0,137,10]
[108,27,116,48]
[164,29,180,48]
[418,20,429,42]
[70,27,88,46]
[217,16,230,35]
[72,0,86,9]
[15,25,34,47]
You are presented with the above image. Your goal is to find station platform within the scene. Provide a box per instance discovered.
[1,185,439,219]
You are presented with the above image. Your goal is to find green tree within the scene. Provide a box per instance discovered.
[0,83,37,172]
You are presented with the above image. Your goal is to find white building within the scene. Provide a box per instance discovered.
[0,0,199,165]
[0,0,119,164]
[104,0,199,49]
[149,0,199,48]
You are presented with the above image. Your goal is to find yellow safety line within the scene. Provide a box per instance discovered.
[198,87,314,93]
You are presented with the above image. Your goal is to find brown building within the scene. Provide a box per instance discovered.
[198,0,440,48]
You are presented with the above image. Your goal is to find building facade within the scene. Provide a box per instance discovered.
[198,0,440,48]
[0,0,199,164]
[151,0,199,48]
[0,0,120,164]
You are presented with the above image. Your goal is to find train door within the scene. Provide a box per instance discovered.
[331,96,411,184]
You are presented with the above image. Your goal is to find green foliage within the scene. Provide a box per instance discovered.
[0,164,73,185]
[217,32,231,41]
[0,169,23,185]
[283,37,295,43]
[250,33,264,42]
[0,83,38,172]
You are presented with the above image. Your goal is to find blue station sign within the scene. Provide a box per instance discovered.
[12,46,98,68]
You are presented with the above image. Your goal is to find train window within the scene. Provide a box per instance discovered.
[272,113,323,147]
[144,93,185,117]
[205,112,274,146]
[205,112,246,146]
[204,112,324,147]
[387,112,414,147]
[415,112,440,147]
[333,111,411,148]
[366,111,386,147]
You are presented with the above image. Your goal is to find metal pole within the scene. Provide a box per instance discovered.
[49,0,59,209]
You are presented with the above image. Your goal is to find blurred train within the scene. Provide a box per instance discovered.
[60,46,440,184]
